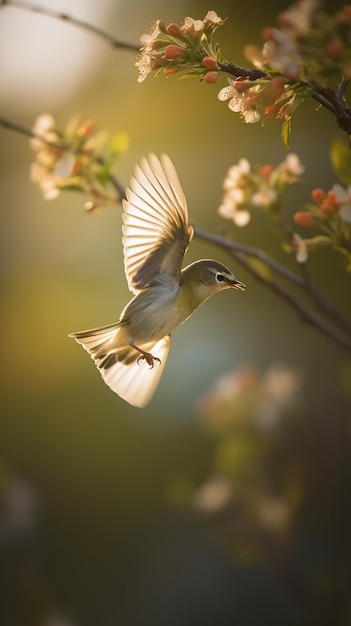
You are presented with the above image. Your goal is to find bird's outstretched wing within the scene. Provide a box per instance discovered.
[122,153,194,294]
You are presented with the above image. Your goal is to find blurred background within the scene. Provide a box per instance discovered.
[1,0,351,625]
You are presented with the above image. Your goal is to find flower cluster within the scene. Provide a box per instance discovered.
[136,11,224,84]
[293,183,351,267]
[218,80,264,124]
[246,0,351,80]
[217,1,351,140]
[30,114,128,211]
[135,4,351,141]
[218,153,304,226]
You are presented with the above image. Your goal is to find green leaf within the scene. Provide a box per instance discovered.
[60,183,85,192]
[330,137,351,185]
[281,119,291,150]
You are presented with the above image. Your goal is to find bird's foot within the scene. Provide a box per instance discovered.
[137,352,161,368]
[129,339,161,368]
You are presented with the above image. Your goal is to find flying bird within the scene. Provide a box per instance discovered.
[70,154,245,407]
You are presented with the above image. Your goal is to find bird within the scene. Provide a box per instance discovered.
[70,153,245,408]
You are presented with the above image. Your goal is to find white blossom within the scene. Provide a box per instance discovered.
[333,183,351,222]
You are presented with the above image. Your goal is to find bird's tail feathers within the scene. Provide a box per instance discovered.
[70,322,120,355]
[69,323,170,407]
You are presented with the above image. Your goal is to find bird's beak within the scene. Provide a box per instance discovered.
[230,278,246,291]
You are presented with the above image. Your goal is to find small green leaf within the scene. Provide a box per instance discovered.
[281,119,291,150]
[330,137,351,185]
[60,183,85,192]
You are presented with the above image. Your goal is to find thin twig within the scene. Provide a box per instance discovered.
[96,155,125,199]
[0,0,140,52]
[0,115,71,148]
[193,226,304,286]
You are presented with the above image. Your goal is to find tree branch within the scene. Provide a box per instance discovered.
[304,80,351,136]
[194,226,351,354]
[0,0,140,52]
[217,61,268,81]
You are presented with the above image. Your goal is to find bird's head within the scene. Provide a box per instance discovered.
[181,259,245,306]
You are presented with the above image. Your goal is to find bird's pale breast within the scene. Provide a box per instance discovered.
[120,282,193,342]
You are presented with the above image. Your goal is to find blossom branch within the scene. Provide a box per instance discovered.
[0,115,125,207]
[4,2,351,136]
[217,61,267,81]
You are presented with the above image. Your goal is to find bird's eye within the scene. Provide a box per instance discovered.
[216,273,225,282]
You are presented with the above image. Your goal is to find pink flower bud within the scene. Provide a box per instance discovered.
[294,212,315,228]
[202,56,218,70]
[260,164,273,179]
[166,23,181,37]
[164,44,184,59]
[311,188,325,205]
[203,71,219,84]
[77,120,95,137]
[320,191,339,216]
[326,190,338,205]
[321,202,336,216]
[164,67,177,76]
[263,103,280,119]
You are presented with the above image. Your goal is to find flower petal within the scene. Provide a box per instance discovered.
[218,86,235,101]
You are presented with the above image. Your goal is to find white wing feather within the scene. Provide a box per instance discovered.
[122,153,193,294]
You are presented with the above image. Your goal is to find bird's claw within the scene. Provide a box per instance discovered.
[137,353,161,368]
